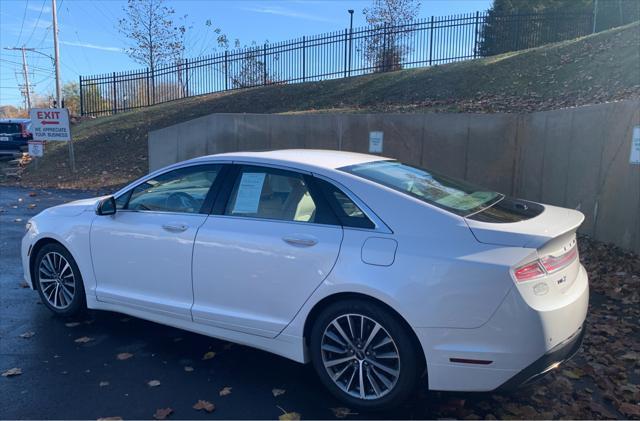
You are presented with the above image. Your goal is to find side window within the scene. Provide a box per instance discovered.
[315,178,375,229]
[225,166,331,223]
[124,164,221,214]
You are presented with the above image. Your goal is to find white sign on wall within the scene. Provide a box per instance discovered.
[28,140,45,157]
[369,131,383,153]
[29,108,71,142]
[631,125,640,165]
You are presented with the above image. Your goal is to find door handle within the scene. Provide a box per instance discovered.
[162,223,188,233]
[282,236,318,247]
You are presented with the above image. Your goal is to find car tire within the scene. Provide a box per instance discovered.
[309,298,422,411]
[34,243,86,316]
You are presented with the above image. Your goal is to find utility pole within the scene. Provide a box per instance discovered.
[592,0,599,33]
[4,47,33,110]
[20,48,32,110]
[52,0,61,108]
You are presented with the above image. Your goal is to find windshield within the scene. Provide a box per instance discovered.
[341,160,503,217]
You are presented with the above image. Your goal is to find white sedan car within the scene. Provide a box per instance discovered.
[22,149,588,410]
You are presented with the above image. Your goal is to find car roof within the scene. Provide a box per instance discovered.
[190,149,393,171]
[0,118,30,123]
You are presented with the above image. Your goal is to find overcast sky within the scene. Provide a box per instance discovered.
[0,0,491,107]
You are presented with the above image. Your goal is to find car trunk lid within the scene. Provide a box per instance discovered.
[464,202,585,249]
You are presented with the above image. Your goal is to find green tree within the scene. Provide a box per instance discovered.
[479,0,639,56]
[62,81,80,116]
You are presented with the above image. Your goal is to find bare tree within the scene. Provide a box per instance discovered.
[118,0,187,72]
[230,40,280,89]
[363,0,421,72]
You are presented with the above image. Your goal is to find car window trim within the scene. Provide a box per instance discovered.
[217,163,340,226]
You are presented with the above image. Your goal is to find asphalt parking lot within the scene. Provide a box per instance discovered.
[1,186,638,420]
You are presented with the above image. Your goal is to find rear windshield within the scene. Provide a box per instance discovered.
[0,123,21,134]
[341,160,503,217]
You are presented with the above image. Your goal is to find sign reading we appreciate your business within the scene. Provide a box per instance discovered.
[29,108,71,142]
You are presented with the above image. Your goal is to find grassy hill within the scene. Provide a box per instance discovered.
[10,21,640,190]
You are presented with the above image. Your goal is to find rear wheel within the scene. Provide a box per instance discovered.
[34,243,86,316]
[309,299,422,411]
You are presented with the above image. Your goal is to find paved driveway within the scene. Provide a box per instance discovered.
[1,186,637,420]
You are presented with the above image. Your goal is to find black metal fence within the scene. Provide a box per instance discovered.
[80,11,600,116]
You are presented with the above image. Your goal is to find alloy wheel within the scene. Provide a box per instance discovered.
[38,252,76,309]
[321,313,401,400]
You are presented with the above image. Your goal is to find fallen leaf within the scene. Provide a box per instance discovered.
[192,400,215,413]
[28,192,37,197]
[116,352,133,360]
[183,366,194,372]
[219,386,232,396]
[147,379,161,387]
[19,331,35,338]
[28,204,37,209]
[620,352,639,361]
[74,336,93,343]
[65,322,81,327]
[2,367,22,377]
[278,408,301,421]
[331,407,357,418]
[99,381,109,387]
[97,417,122,421]
[619,402,640,417]
[562,369,583,379]
[202,351,216,360]
[272,388,286,397]
[153,408,173,420]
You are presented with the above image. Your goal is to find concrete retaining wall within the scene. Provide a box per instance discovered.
[149,100,640,253]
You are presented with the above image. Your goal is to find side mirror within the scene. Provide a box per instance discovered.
[96,196,116,216]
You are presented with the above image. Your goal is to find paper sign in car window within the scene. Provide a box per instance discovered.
[233,172,266,214]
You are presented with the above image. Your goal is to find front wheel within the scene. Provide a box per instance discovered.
[309,299,422,411]
[34,243,86,316]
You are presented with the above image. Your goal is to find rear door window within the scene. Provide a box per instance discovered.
[224,166,338,225]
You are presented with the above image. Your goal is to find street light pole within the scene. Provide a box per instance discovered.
[52,0,61,108]
[348,9,354,77]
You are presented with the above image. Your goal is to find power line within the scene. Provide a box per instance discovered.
[16,0,30,45]
[0,58,53,73]
[25,0,48,46]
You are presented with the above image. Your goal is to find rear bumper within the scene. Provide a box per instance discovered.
[497,322,585,390]
[0,139,28,152]
[416,263,589,392]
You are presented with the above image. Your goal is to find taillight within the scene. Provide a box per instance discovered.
[514,261,546,281]
[541,246,578,273]
[513,244,578,282]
